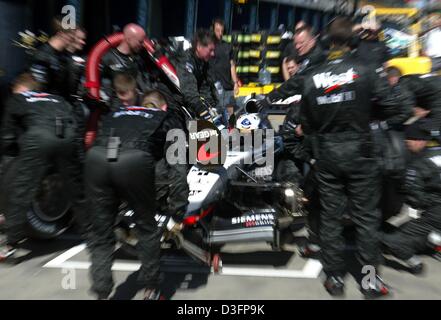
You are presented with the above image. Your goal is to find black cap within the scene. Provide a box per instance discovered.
[405,118,440,141]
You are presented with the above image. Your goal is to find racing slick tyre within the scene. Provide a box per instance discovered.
[0,160,72,240]
[27,170,73,239]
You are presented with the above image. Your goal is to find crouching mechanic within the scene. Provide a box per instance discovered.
[85,90,188,300]
[397,72,441,129]
[0,73,86,261]
[382,119,441,274]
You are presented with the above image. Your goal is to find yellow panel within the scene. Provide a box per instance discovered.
[387,57,432,75]
[237,86,264,97]
[223,35,232,43]
[267,36,281,44]
[267,67,280,74]
[251,34,262,43]
[249,66,260,73]
[237,84,282,97]
[249,50,261,58]
[238,51,250,59]
[374,8,419,18]
[266,51,281,59]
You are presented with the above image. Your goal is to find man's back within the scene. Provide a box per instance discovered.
[301,53,381,134]
[4,91,74,131]
[405,146,441,210]
[400,74,441,108]
[95,106,168,158]
[209,40,234,91]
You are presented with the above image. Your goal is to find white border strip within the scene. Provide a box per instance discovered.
[220,259,322,279]
[43,244,87,268]
[43,244,323,279]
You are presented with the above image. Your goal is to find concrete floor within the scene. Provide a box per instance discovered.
[1,226,440,300]
[1,115,440,300]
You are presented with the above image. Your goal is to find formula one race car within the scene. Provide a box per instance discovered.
[115,99,307,271]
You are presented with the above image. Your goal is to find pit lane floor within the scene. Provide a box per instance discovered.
[0,217,440,300]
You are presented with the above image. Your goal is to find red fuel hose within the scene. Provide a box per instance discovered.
[84,33,180,149]
[84,33,124,149]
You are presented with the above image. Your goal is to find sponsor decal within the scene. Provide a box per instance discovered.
[197,143,220,162]
[241,118,252,128]
[188,120,227,167]
[313,68,359,93]
[33,93,50,98]
[231,213,275,227]
[22,91,59,103]
[316,91,356,105]
[189,190,203,196]
[189,130,219,140]
[113,110,153,119]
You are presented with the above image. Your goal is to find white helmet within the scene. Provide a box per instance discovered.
[236,113,261,133]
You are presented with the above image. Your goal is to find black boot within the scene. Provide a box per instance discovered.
[360,275,390,299]
[428,232,441,261]
[404,256,425,275]
[89,289,110,300]
[298,243,321,259]
[324,275,345,297]
[144,288,164,301]
[0,243,16,262]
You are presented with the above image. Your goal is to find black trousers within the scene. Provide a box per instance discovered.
[317,137,382,275]
[4,127,83,245]
[303,169,321,246]
[85,146,161,298]
[382,209,441,260]
[276,158,321,246]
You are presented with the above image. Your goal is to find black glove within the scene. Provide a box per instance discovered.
[199,110,213,122]
[255,96,272,112]
[82,94,109,113]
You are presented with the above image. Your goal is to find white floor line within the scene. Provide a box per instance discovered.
[43,243,323,279]
[43,244,143,272]
[220,259,322,279]
[45,259,322,279]
[45,260,142,272]
[43,244,87,268]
